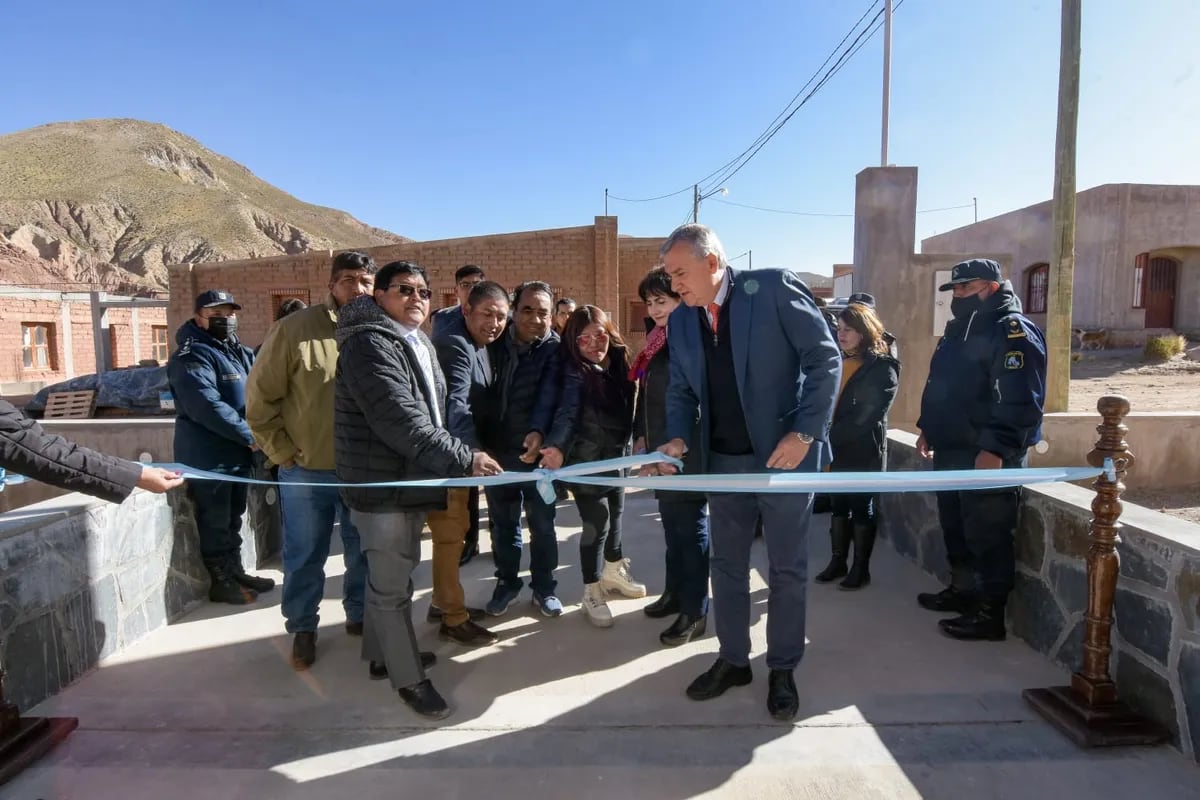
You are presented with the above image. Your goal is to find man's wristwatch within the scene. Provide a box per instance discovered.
[793,432,814,444]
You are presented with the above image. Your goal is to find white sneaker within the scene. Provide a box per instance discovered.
[582,582,614,628]
[600,558,647,598]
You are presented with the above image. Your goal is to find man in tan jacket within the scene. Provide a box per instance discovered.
[247,251,377,670]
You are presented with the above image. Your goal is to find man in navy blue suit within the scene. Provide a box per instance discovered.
[656,224,841,721]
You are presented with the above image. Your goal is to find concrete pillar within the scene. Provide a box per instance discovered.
[593,216,619,327]
[131,306,142,362]
[90,291,110,375]
[59,297,74,377]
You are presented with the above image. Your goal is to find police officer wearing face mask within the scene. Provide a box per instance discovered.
[914,259,1046,642]
[168,290,275,605]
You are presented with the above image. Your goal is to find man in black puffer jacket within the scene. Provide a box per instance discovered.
[915,259,1046,642]
[335,261,502,721]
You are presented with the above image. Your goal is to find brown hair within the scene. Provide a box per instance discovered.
[561,305,629,370]
[839,303,888,356]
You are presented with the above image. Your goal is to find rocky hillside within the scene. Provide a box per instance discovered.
[0,119,406,291]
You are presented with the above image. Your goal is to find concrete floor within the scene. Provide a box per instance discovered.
[10,490,1200,800]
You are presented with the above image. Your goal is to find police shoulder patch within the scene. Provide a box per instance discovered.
[1006,318,1027,339]
[1004,350,1024,370]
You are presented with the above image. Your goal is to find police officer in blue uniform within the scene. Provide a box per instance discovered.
[168,290,276,605]
[914,259,1046,641]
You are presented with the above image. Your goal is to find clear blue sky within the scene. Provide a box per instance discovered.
[2,0,1197,276]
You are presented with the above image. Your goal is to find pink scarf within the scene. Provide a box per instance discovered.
[628,325,668,383]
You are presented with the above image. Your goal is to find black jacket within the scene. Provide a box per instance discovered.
[551,347,636,495]
[829,351,900,472]
[167,320,256,472]
[333,296,473,513]
[633,337,704,501]
[432,313,498,452]
[917,281,1047,458]
[485,325,562,470]
[1,398,142,504]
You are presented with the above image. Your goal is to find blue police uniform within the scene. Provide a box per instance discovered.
[917,260,1046,639]
[167,295,257,579]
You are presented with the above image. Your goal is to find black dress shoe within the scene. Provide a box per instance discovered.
[643,592,679,619]
[427,605,486,624]
[291,631,316,671]
[660,613,706,647]
[369,652,436,680]
[233,569,276,593]
[917,586,974,614]
[440,619,500,646]
[398,679,451,719]
[767,669,799,721]
[686,658,753,701]
[345,621,364,636]
[458,541,480,566]
[938,601,1007,641]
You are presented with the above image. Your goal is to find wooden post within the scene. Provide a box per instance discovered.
[0,665,79,785]
[1045,0,1081,412]
[1023,395,1167,746]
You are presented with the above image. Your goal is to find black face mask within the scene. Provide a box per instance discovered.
[950,294,984,319]
[206,316,238,341]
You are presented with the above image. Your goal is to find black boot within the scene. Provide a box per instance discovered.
[232,563,276,593]
[917,567,976,613]
[814,517,852,583]
[939,597,1007,641]
[644,591,680,619]
[291,631,316,670]
[207,563,256,605]
[839,522,876,591]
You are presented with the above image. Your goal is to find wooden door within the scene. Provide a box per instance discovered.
[1145,257,1178,328]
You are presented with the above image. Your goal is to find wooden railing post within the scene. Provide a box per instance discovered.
[1023,395,1167,746]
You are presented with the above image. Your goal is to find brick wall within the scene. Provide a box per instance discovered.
[0,293,167,386]
[167,218,642,349]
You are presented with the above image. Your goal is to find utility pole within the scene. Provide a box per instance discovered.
[604,188,608,216]
[1046,0,1081,412]
[749,249,752,270]
[880,0,893,166]
[973,196,978,223]
[692,184,699,223]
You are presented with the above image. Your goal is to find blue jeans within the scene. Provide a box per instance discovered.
[486,482,558,596]
[658,496,710,617]
[278,465,366,633]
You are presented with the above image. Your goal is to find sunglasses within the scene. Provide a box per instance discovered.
[386,284,433,300]
[576,332,610,346]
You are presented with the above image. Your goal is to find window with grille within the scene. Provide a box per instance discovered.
[21,323,53,370]
[1025,264,1048,313]
[151,325,169,363]
[1133,252,1148,308]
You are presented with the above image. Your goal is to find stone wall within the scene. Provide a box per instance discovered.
[879,430,1200,761]
[0,479,279,711]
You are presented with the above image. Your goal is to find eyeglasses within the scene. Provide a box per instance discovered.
[458,279,483,289]
[576,332,610,346]
[387,284,433,300]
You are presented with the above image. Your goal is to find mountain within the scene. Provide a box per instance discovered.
[0,119,407,291]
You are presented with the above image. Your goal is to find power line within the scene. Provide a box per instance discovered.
[713,197,974,217]
[609,0,891,207]
[699,0,906,195]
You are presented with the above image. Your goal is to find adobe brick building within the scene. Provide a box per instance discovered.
[168,217,666,351]
[0,286,168,394]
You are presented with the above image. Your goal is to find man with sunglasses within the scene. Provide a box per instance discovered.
[335,260,502,720]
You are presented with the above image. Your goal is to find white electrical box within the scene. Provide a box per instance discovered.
[933,270,953,336]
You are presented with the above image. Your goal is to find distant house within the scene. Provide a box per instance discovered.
[921,184,1200,343]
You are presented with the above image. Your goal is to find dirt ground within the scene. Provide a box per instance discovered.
[1066,345,1199,525]
[1068,347,1200,413]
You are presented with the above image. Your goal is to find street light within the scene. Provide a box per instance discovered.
[692,185,728,223]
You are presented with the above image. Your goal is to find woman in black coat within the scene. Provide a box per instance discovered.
[541,305,645,628]
[631,269,709,647]
[814,303,900,590]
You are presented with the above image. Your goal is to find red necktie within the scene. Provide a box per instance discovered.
[707,302,720,332]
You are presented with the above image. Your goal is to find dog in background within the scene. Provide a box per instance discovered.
[1072,328,1108,351]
